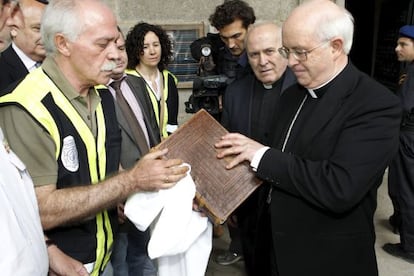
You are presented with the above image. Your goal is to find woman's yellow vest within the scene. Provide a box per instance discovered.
[126,69,177,138]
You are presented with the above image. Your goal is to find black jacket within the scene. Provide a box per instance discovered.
[0,45,29,92]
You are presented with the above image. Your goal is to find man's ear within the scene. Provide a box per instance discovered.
[10,27,17,38]
[330,37,344,58]
[54,33,71,57]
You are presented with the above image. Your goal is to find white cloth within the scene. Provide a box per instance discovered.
[0,128,49,275]
[125,164,212,276]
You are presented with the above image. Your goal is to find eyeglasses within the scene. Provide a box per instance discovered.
[278,40,330,62]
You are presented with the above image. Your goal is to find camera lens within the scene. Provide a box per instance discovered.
[201,45,212,57]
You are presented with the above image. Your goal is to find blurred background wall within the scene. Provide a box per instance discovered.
[102,0,413,123]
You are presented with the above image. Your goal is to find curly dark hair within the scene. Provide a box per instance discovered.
[125,22,173,71]
[209,0,256,30]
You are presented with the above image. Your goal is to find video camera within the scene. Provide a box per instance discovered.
[185,35,230,116]
[188,73,229,115]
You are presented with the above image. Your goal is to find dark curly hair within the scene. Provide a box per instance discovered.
[209,0,256,30]
[125,22,173,71]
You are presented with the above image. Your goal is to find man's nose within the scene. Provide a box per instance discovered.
[228,38,236,49]
[287,53,299,67]
[108,42,121,60]
[259,53,268,66]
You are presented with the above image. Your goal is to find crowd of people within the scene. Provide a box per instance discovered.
[0,0,412,275]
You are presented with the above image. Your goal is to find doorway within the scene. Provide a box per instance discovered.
[346,0,414,90]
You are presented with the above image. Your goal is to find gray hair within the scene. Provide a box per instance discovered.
[41,0,83,56]
[314,6,354,54]
[245,22,282,49]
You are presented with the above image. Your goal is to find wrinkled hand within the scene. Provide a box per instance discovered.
[215,133,264,169]
[48,245,89,276]
[128,148,189,191]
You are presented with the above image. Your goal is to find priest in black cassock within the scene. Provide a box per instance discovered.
[220,22,295,276]
[215,1,401,275]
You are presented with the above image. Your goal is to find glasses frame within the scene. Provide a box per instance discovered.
[278,40,330,62]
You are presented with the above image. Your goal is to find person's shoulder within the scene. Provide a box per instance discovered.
[124,74,147,95]
[162,70,178,84]
[0,103,37,130]
[0,45,14,57]
[228,72,254,87]
[125,71,144,83]
[0,79,21,96]
[163,69,175,77]
[0,45,18,65]
[225,73,255,96]
[350,66,400,108]
[357,69,396,95]
[281,67,297,93]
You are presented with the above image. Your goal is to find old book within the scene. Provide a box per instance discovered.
[156,109,262,225]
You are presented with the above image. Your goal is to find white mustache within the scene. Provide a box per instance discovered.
[100,61,117,72]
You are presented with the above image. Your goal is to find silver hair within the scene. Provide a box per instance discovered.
[314,6,354,54]
[41,0,83,56]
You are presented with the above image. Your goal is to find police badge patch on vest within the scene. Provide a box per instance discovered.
[62,136,79,172]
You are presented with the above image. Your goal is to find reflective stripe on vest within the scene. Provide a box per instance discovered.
[0,68,113,276]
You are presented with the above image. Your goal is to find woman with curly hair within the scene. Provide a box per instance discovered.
[126,22,179,139]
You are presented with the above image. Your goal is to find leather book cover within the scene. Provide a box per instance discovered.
[156,109,262,225]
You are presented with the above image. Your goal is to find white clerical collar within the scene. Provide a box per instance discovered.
[306,89,318,98]
[306,62,348,98]
[262,78,282,90]
[263,83,273,90]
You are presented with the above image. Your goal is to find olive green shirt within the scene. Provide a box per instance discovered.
[0,57,101,186]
